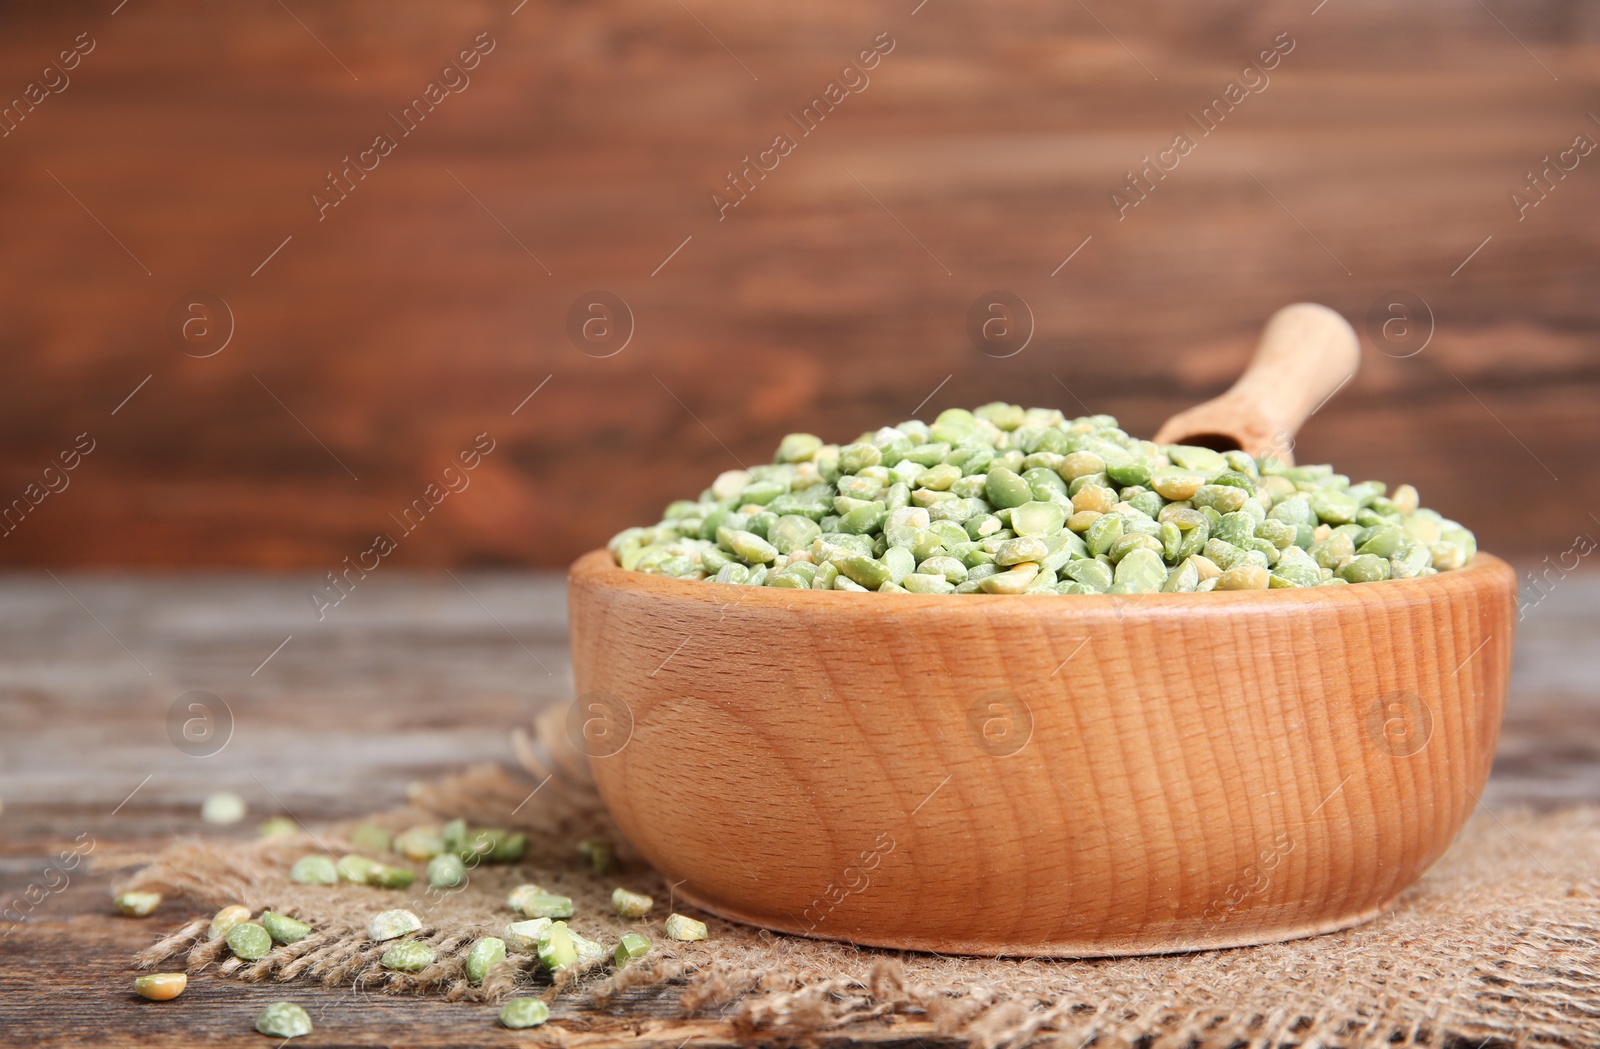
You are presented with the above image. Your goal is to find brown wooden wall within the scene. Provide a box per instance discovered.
[1,0,1597,570]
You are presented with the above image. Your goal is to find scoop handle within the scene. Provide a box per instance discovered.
[1153,302,1360,462]
[1232,303,1361,447]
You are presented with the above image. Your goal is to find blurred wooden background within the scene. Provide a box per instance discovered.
[0,0,1596,569]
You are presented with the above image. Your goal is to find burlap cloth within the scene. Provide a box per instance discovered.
[111,715,1600,1048]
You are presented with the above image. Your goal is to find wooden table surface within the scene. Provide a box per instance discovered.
[2,570,1597,1046]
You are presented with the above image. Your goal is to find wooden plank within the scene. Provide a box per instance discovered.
[3,572,1600,1043]
[0,2,1595,567]
[0,882,957,1047]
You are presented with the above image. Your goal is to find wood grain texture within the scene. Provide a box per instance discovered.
[2,571,1597,1046]
[0,2,1597,568]
[569,551,1517,956]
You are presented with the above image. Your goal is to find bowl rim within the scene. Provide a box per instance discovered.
[569,547,1514,613]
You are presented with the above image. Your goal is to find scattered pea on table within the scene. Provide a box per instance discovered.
[113,891,162,917]
[133,973,187,1001]
[255,1001,312,1039]
[201,791,247,825]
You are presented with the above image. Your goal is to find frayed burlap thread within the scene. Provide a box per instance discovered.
[109,711,1600,1047]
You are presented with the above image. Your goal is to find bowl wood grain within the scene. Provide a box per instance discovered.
[567,549,1516,957]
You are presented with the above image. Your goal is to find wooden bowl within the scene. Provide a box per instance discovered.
[567,549,1516,957]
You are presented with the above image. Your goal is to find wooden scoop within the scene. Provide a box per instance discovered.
[1153,302,1360,466]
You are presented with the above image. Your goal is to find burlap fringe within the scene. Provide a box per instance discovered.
[106,714,1600,1047]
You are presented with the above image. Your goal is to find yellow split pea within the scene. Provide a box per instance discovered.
[134,973,187,1000]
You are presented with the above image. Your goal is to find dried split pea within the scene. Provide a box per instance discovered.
[289,855,337,886]
[381,940,434,972]
[393,825,444,861]
[350,823,392,853]
[506,883,546,914]
[336,854,376,884]
[262,911,311,945]
[611,887,653,919]
[209,904,252,940]
[578,838,617,875]
[519,893,573,919]
[463,936,506,984]
[133,973,186,1000]
[200,791,246,825]
[498,997,550,1029]
[367,908,421,942]
[614,932,651,967]
[225,921,273,961]
[255,1001,312,1039]
[427,853,467,889]
[114,891,162,917]
[367,863,415,890]
[612,407,1476,595]
[664,913,708,942]
[535,921,578,972]
[257,817,298,838]
[504,918,551,952]
[1215,564,1270,591]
